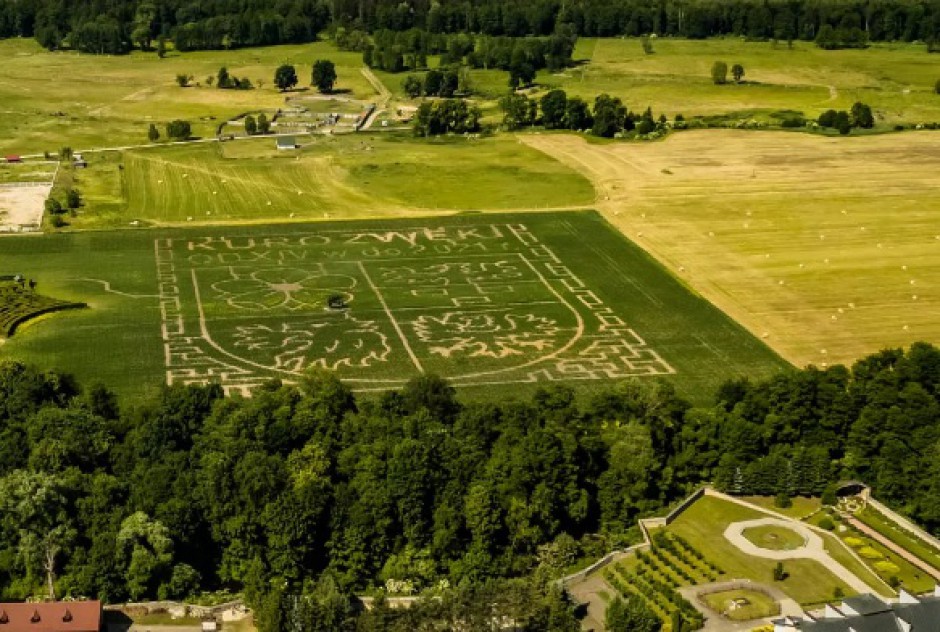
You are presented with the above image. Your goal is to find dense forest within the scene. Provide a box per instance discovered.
[1,343,940,628]
[0,0,938,54]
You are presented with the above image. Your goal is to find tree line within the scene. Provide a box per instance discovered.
[1,0,939,54]
[1,342,940,628]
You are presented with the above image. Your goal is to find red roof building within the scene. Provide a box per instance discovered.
[0,601,101,632]
[4,156,21,163]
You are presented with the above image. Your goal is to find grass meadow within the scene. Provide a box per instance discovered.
[56,133,595,229]
[0,38,376,156]
[0,211,788,402]
[376,37,940,126]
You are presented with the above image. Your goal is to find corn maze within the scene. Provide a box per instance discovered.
[155,219,676,395]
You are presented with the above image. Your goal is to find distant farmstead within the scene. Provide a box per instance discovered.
[4,155,21,163]
[0,600,102,631]
[276,136,298,150]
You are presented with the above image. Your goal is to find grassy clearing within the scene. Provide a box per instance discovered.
[701,588,780,621]
[856,506,940,572]
[0,162,56,184]
[0,211,786,402]
[0,38,376,155]
[523,130,940,368]
[667,496,857,605]
[742,525,806,551]
[742,496,822,519]
[524,38,939,125]
[375,38,940,126]
[58,134,594,229]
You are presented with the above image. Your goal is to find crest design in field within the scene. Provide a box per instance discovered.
[155,221,675,395]
[232,315,391,371]
[212,266,356,311]
[413,311,562,359]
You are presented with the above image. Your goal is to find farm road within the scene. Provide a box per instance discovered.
[359,66,392,130]
[19,131,310,160]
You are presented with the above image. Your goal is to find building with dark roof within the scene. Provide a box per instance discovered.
[773,588,940,632]
[0,600,101,631]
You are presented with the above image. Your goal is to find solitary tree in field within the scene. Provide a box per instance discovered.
[275,64,298,92]
[244,114,257,135]
[540,89,568,129]
[217,66,232,89]
[59,147,73,162]
[148,123,160,142]
[65,188,81,209]
[850,101,874,128]
[175,74,190,87]
[165,120,192,140]
[641,35,654,55]
[311,60,337,93]
[257,113,271,134]
[935,78,940,94]
[731,63,745,82]
[711,61,728,85]
[156,35,166,59]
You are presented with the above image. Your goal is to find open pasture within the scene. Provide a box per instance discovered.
[523,130,940,368]
[377,38,940,125]
[0,211,786,401]
[0,38,376,156]
[62,134,595,229]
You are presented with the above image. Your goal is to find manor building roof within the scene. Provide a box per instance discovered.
[0,600,101,632]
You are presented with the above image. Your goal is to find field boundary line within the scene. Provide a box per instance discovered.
[357,261,425,373]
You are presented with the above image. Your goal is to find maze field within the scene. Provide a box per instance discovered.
[0,212,788,401]
[156,222,676,395]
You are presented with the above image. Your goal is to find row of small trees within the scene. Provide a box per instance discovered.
[173,62,338,93]
[500,89,672,139]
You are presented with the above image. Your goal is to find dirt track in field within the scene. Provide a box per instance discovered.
[522,130,940,367]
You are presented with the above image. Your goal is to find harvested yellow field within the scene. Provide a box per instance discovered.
[523,130,940,367]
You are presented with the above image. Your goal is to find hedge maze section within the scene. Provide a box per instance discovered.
[0,282,86,337]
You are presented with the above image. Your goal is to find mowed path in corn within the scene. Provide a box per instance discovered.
[523,130,940,367]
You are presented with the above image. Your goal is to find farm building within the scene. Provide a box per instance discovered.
[0,600,102,631]
[275,136,298,150]
[4,155,21,163]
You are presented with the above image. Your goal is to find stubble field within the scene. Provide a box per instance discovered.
[524,130,940,367]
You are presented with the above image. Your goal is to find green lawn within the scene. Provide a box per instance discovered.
[56,133,595,229]
[701,589,780,621]
[742,496,822,519]
[856,506,940,573]
[0,211,787,403]
[742,525,806,551]
[667,496,860,605]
